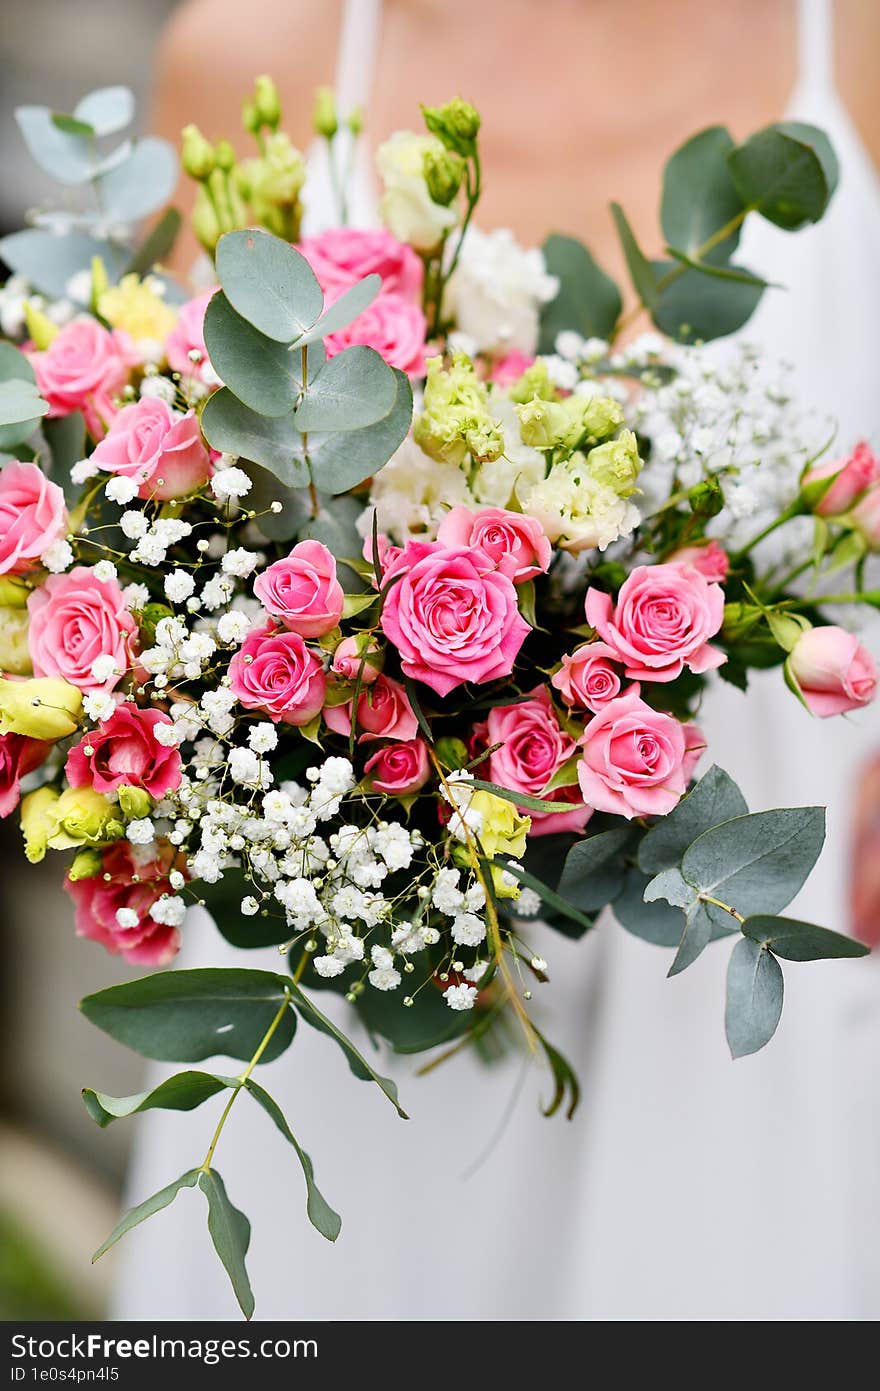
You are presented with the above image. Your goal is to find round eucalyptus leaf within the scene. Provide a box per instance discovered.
[681,806,825,918]
[742,915,868,962]
[73,85,134,137]
[775,121,839,201]
[728,126,831,230]
[97,137,178,223]
[639,765,748,874]
[725,936,784,1058]
[15,105,97,184]
[307,368,412,493]
[295,273,382,347]
[0,343,37,386]
[216,229,323,342]
[661,125,745,264]
[611,867,685,948]
[0,229,126,302]
[204,291,302,417]
[294,345,397,434]
[538,234,622,352]
[200,388,310,488]
[652,259,764,343]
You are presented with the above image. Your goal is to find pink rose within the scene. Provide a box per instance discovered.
[586,562,725,683]
[64,839,184,966]
[666,539,729,583]
[298,228,424,301]
[28,319,130,439]
[324,673,417,743]
[90,396,212,501]
[804,441,880,517]
[331,635,381,684]
[0,733,52,817]
[577,685,689,819]
[853,482,880,550]
[252,539,344,638]
[552,641,623,713]
[0,461,69,575]
[682,723,707,782]
[788,626,877,718]
[324,292,427,376]
[66,704,182,798]
[490,351,535,387]
[27,567,136,694]
[478,687,591,835]
[364,738,430,795]
[164,289,215,381]
[436,506,551,584]
[228,622,326,725]
[380,542,531,696]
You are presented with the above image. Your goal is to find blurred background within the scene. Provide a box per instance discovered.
[0,0,178,1318]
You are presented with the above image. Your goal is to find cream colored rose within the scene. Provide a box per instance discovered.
[376,132,458,252]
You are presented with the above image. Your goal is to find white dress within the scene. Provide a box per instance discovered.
[115,0,880,1320]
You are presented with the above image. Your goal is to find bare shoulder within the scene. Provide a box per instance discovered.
[837,0,880,169]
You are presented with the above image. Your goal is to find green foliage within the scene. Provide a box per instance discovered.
[728,123,837,229]
[558,826,632,911]
[725,937,784,1057]
[215,229,323,342]
[293,345,397,433]
[203,292,305,417]
[82,1071,230,1127]
[92,1169,200,1263]
[244,1081,342,1241]
[200,389,310,487]
[538,234,622,350]
[741,915,868,961]
[660,125,744,263]
[289,981,409,1118]
[675,807,825,919]
[502,859,595,938]
[611,867,685,947]
[638,766,748,874]
[199,1171,254,1319]
[355,978,472,1053]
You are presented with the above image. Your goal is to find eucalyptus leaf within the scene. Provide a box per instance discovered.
[0,381,48,449]
[216,229,323,342]
[668,901,714,976]
[294,346,397,434]
[558,827,632,911]
[79,968,296,1064]
[15,105,97,184]
[728,125,833,230]
[354,979,470,1053]
[652,259,764,343]
[639,765,749,874]
[244,1081,341,1241]
[307,367,412,493]
[680,807,825,918]
[204,292,302,417]
[43,412,87,508]
[725,936,784,1058]
[83,1071,230,1128]
[610,203,658,308]
[92,1169,200,1262]
[775,121,839,201]
[0,343,37,385]
[289,981,408,1118]
[294,274,382,347]
[198,867,292,948]
[643,864,698,910]
[125,207,182,277]
[200,389,310,487]
[73,86,135,137]
[741,915,869,961]
[0,229,126,302]
[199,1170,254,1320]
[299,491,365,555]
[661,125,745,263]
[611,866,685,947]
[538,234,622,350]
[97,138,178,223]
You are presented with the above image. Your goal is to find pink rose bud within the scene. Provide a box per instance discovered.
[577,686,690,820]
[253,540,344,638]
[66,704,182,799]
[380,540,530,697]
[552,640,623,713]
[666,539,729,583]
[164,289,216,382]
[788,625,877,718]
[228,622,326,725]
[28,319,131,440]
[803,441,880,517]
[90,396,212,500]
[0,732,52,817]
[586,562,725,684]
[436,506,552,584]
[478,686,591,835]
[363,738,430,795]
[323,673,417,743]
[852,482,880,550]
[27,566,136,694]
[0,461,69,575]
[64,839,185,966]
[331,635,382,684]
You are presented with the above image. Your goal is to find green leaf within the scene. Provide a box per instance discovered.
[534,1027,580,1119]
[125,207,182,277]
[558,827,632,910]
[661,125,745,263]
[200,389,310,487]
[468,777,589,815]
[0,380,48,449]
[610,203,658,309]
[354,979,470,1053]
[501,859,595,938]
[244,1080,341,1241]
[199,1170,254,1320]
[0,229,126,302]
[15,105,97,184]
[538,234,622,351]
[294,346,397,434]
[665,250,771,287]
[644,863,699,910]
[668,901,715,976]
[680,807,825,918]
[775,121,839,201]
[651,259,764,343]
[307,368,412,494]
[97,138,177,222]
[288,980,408,1118]
[83,1070,230,1127]
[204,292,304,417]
[51,113,95,138]
[92,1169,200,1262]
[638,765,748,874]
[725,937,784,1058]
[728,126,833,230]
[0,343,37,386]
[216,229,323,342]
[741,915,869,962]
[611,866,685,947]
[79,968,296,1064]
[74,86,135,137]
[294,274,382,347]
[43,412,87,508]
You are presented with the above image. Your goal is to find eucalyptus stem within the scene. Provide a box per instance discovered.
[699,893,745,924]
[199,988,291,1173]
[299,343,319,518]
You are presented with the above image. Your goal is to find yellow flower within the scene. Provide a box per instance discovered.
[98,274,177,343]
[0,677,82,740]
[46,786,125,853]
[67,848,104,882]
[0,607,32,675]
[469,789,531,859]
[20,787,60,863]
[118,785,152,820]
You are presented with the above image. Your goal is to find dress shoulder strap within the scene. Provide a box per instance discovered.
[797,0,835,95]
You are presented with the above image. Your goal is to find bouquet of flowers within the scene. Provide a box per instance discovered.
[1,80,877,1317]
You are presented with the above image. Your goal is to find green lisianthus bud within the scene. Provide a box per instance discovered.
[47,786,125,853]
[516,397,569,450]
[214,139,236,173]
[577,394,625,444]
[192,187,219,253]
[254,75,281,130]
[242,100,260,136]
[68,848,104,883]
[313,86,338,140]
[118,786,153,821]
[586,429,642,498]
[423,148,464,206]
[24,301,59,351]
[509,360,555,404]
[181,124,215,181]
[347,106,364,137]
[422,98,481,156]
[688,475,725,518]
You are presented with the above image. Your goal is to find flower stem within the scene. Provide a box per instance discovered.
[199,988,291,1173]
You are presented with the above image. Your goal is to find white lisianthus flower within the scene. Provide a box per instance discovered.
[522,463,640,553]
[376,131,458,251]
[361,437,475,543]
[471,394,545,508]
[443,227,559,356]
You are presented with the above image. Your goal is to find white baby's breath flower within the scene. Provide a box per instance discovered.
[93,560,118,583]
[105,475,141,505]
[126,818,156,845]
[41,539,73,573]
[165,570,196,603]
[83,691,117,722]
[444,983,478,1011]
[115,907,139,929]
[210,468,252,500]
[221,548,259,577]
[71,458,99,485]
[120,510,149,540]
